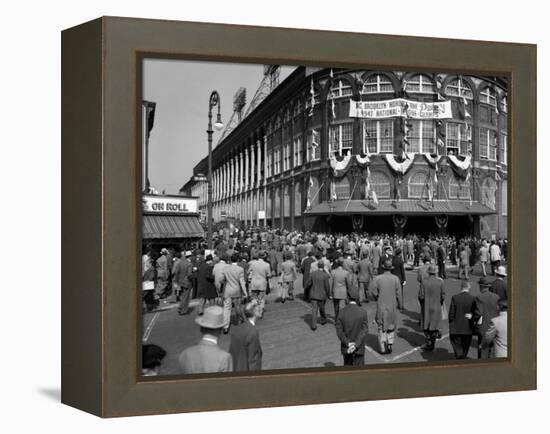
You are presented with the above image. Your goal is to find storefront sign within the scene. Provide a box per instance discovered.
[349,98,452,119]
[142,195,198,214]
[258,210,266,219]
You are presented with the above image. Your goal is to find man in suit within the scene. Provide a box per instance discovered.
[356,253,374,305]
[221,253,248,334]
[173,251,193,315]
[335,285,369,366]
[212,255,227,299]
[490,266,507,304]
[248,251,271,318]
[372,260,402,354]
[475,276,501,358]
[179,305,233,374]
[391,247,406,308]
[301,251,316,302]
[306,261,331,330]
[331,259,350,323]
[436,241,447,279]
[418,264,445,351]
[483,300,508,358]
[280,251,298,302]
[229,299,263,372]
[196,254,217,315]
[448,280,481,359]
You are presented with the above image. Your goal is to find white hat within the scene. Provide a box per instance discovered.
[495,266,507,276]
[184,250,193,257]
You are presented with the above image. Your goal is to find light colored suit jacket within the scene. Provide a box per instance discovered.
[213,260,227,291]
[483,311,507,357]
[248,259,271,291]
[179,339,233,374]
[222,263,247,298]
[331,268,349,300]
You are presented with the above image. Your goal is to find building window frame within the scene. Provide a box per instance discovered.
[293,136,302,167]
[446,121,472,156]
[479,127,498,161]
[307,128,321,162]
[362,119,394,154]
[329,123,353,157]
[370,171,391,199]
[335,177,351,200]
[361,74,394,94]
[500,133,507,164]
[449,175,472,200]
[408,120,436,154]
[445,78,474,99]
[329,79,353,99]
[406,74,435,94]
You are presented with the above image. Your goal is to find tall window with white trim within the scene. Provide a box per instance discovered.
[307,128,321,161]
[329,123,353,157]
[408,171,429,198]
[479,128,497,161]
[446,122,471,156]
[329,79,352,98]
[362,119,393,154]
[408,120,435,154]
[293,137,302,167]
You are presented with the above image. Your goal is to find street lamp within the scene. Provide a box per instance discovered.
[207,90,223,250]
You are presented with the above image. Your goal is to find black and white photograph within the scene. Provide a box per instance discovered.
[140,59,509,377]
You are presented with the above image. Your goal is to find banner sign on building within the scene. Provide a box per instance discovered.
[349,98,452,119]
[142,195,198,214]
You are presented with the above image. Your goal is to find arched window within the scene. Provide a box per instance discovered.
[480,177,497,210]
[284,185,291,217]
[274,187,281,217]
[370,171,391,199]
[408,171,429,198]
[329,79,352,98]
[362,74,394,94]
[295,183,302,216]
[266,190,272,217]
[335,177,351,200]
[405,74,435,94]
[449,174,471,200]
[445,77,474,99]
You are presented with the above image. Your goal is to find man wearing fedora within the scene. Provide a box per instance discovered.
[179,305,233,374]
[305,260,331,331]
[475,276,501,358]
[335,285,369,366]
[196,254,217,316]
[372,259,402,354]
[490,266,507,304]
[448,281,481,359]
[418,264,446,351]
[173,250,194,315]
[229,299,263,372]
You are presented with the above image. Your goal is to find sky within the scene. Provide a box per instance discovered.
[143,59,296,194]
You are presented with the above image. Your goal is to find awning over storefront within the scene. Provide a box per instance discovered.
[304,200,496,216]
[143,214,205,239]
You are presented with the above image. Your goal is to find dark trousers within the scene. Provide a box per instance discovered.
[311,299,327,329]
[491,260,501,276]
[178,286,191,314]
[450,334,472,359]
[423,329,438,349]
[343,353,365,366]
[437,260,447,279]
[333,299,345,323]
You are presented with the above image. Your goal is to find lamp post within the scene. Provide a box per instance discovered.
[207,91,223,250]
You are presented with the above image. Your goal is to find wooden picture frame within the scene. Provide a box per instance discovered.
[61,16,536,417]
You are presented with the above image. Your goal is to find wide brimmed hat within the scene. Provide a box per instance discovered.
[478,276,492,287]
[195,306,228,329]
[427,264,438,274]
[495,266,507,276]
[382,259,394,270]
[184,250,193,257]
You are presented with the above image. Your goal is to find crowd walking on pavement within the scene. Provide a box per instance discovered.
[142,225,508,375]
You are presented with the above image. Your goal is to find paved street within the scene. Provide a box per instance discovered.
[143,263,495,375]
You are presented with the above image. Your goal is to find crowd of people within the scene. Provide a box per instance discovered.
[142,226,508,375]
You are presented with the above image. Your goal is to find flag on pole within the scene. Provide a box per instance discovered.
[307,175,313,208]
[309,78,315,117]
[144,101,157,139]
[372,190,379,205]
[331,180,337,201]
[331,98,336,119]
[363,121,371,157]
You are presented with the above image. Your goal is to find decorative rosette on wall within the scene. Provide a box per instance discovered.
[447,154,471,179]
[383,153,415,175]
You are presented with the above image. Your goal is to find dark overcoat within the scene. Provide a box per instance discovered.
[418,276,445,331]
